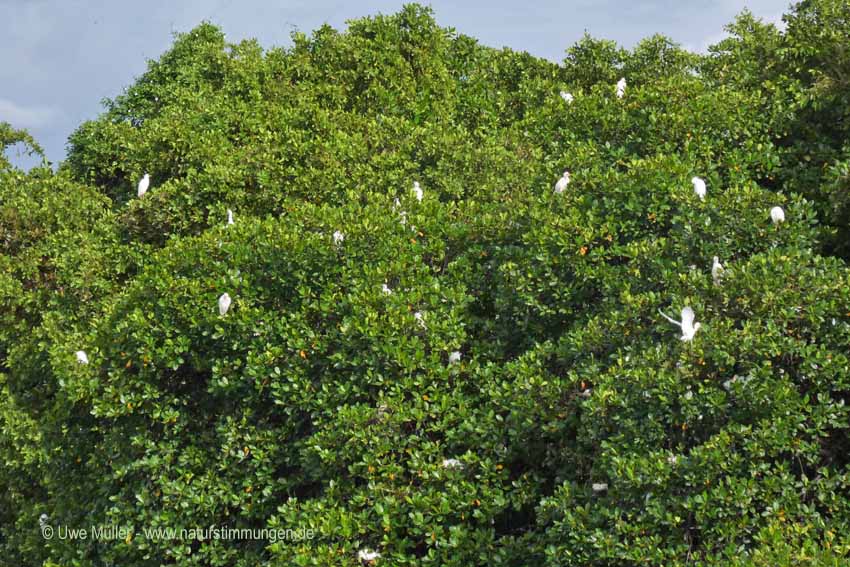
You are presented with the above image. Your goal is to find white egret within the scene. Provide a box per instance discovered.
[333,231,345,245]
[442,458,464,469]
[227,209,234,226]
[658,306,701,341]
[75,350,89,365]
[560,91,574,104]
[711,256,724,285]
[412,181,423,202]
[692,176,706,201]
[357,549,381,563]
[414,311,426,329]
[381,283,392,295]
[770,206,785,224]
[448,351,462,364]
[592,482,608,493]
[616,77,626,99]
[218,293,232,316]
[553,170,570,194]
[137,173,150,197]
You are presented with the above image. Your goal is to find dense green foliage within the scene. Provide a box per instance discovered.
[2,2,850,565]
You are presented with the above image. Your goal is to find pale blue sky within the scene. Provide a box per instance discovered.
[2,0,790,167]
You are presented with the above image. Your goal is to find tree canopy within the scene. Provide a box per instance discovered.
[2,2,850,565]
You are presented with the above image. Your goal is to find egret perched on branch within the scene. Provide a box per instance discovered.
[554,171,570,194]
[692,177,706,201]
[770,206,785,224]
[659,306,701,341]
[218,293,232,316]
[75,350,89,364]
[711,256,724,285]
[560,91,574,104]
[333,231,345,245]
[227,209,234,226]
[412,181,423,202]
[616,77,626,99]
[137,173,150,197]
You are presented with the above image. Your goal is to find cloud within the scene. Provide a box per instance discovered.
[0,97,58,129]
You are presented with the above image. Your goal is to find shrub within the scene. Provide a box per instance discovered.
[2,2,850,565]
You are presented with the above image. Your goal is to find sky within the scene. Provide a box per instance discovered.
[1,0,791,168]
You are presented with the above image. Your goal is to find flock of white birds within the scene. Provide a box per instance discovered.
[69,88,794,563]
[549,80,788,343]
[78,137,790,355]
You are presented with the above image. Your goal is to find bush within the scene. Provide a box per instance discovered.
[2,2,850,565]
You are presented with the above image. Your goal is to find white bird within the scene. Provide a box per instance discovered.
[770,206,785,224]
[616,77,627,99]
[218,293,232,316]
[560,91,574,104]
[75,350,89,365]
[592,482,609,493]
[711,256,724,285]
[414,311,426,329]
[381,283,392,295]
[448,351,462,364]
[137,173,150,197]
[442,458,464,469]
[554,170,570,194]
[227,209,234,226]
[39,513,49,527]
[357,549,381,563]
[333,231,345,245]
[658,306,701,342]
[692,176,706,201]
[412,181,423,202]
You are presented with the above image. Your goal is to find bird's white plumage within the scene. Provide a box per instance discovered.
[333,231,345,245]
[592,482,609,492]
[560,91,574,104]
[442,458,463,469]
[381,283,392,295]
[227,209,234,226]
[412,181,423,202]
[137,173,150,198]
[448,351,462,364]
[357,549,381,562]
[218,293,232,316]
[554,171,570,194]
[616,77,627,99]
[770,206,785,224]
[75,350,89,364]
[711,256,723,285]
[659,306,701,341]
[692,176,706,200]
